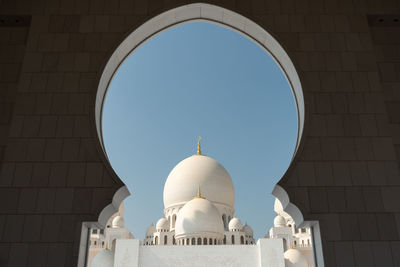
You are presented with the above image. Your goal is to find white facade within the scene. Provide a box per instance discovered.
[114,238,284,267]
[88,203,134,267]
[268,199,314,267]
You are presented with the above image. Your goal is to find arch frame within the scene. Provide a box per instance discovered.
[91,2,324,267]
[94,3,305,163]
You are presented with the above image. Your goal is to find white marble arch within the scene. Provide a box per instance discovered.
[94,3,305,162]
[90,2,324,267]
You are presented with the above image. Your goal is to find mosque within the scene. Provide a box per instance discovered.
[87,203,134,267]
[143,138,255,247]
[90,139,314,267]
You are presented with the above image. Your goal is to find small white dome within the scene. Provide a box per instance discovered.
[274,198,292,221]
[284,248,308,267]
[274,215,286,227]
[175,197,224,237]
[163,155,235,210]
[112,216,125,228]
[91,249,114,267]
[156,217,169,231]
[243,223,253,236]
[146,224,156,236]
[228,217,243,231]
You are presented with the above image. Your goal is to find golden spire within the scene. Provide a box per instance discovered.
[197,136,202,155]
[194,185,204,199]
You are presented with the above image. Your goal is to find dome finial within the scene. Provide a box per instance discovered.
[194,185,204,199]
[197,136,202,155]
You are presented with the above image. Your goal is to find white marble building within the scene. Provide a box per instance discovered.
[268,198,314,267]
[88,203,134,267]
[91,140,313,267]
[143,139,255,247]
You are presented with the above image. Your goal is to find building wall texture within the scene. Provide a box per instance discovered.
[0,0,399,267]
[114,239,284,267]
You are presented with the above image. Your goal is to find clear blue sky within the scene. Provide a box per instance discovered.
[102,21,298,240]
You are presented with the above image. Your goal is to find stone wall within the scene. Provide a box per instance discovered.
[0,0,399,267]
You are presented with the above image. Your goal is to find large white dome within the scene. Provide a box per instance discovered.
[163,155,235,210]
[175,197,224,237]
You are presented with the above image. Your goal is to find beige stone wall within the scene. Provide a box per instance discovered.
[0,0,399,267]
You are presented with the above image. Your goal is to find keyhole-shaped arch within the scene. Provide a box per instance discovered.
[93,1,306,235]
[86,2,324,267]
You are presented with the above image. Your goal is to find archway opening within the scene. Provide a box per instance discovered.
[84,3,324,267]
[102,19,297,241]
